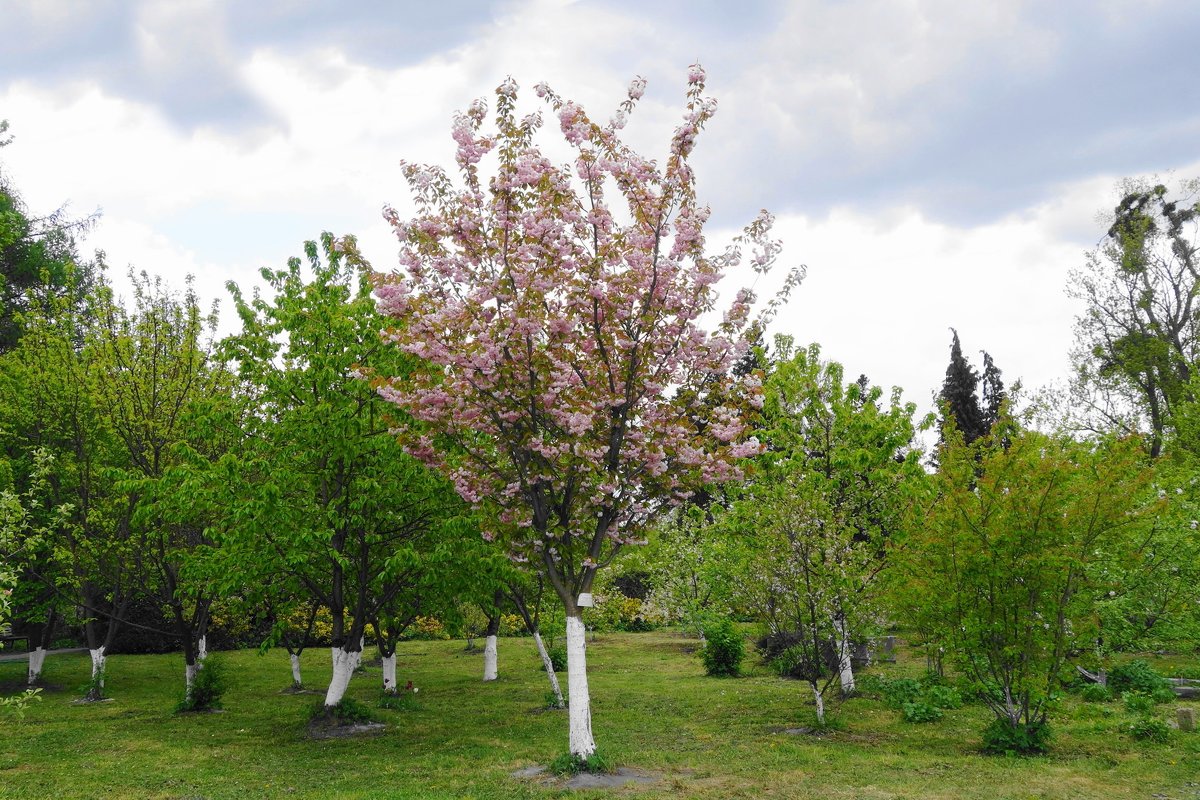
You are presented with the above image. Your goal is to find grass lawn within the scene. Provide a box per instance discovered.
[1,630,1198,799]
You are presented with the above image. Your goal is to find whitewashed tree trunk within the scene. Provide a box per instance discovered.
[330,646,338,667]
[290,653,303,687]
[197,635,207,663]
[90,647,107,688]
[27,647,47,685]
[533,630,564,707]
[185,662,199,693]
[832,615,855,694]
[565,615,596,757]
[483,634,499,681]
[382,653,397,692]
[811,680,826,725]
[324,647,357,707]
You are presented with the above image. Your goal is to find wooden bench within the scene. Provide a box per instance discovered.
[0,624,30,652]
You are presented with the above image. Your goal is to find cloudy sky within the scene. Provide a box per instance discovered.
[2,0,1199,413]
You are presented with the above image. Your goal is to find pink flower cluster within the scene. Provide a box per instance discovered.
[373,65,792,580]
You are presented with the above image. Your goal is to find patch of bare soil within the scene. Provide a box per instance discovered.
[511,765,662,790]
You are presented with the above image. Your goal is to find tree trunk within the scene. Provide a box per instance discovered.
[533,629,564,707]
[87,646,107,700]
[185,661,199,693]
[197,635,207,663]
[483,635,499,681]
[290,653,303,688]
[382,653,397,693]
[810,680,826,726]
[324,646,358,707]
[832,614,855,694]
[27,647,47,686]
[565,614,596,757]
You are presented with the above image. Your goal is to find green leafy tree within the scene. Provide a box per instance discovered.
[732,339,926,723]
[91,271,229,698]
[1068,178,1200,458]
[898,426,1154,751]
[216,234,478,710]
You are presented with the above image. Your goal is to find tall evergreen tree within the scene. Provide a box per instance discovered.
[980,350,1006,428]
[939,329,986,445]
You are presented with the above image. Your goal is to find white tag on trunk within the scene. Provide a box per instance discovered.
[576,593,594,607]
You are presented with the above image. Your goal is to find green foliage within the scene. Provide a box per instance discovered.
[0,687,41,721]
[378,689,419,712]
[1080,683,1113,703]
[546,644,567,673]
[176,658,227,713]
[1109,660,1170,696]
[980,717,1052,756]
[898,426,1154,744]
[313,697,379,724]
[924,684,963,710]
[548,750,611,776]
[1127,716,1171,743]
[1121,691,1155,714]
[700,617,744,677]
[901,701,943,723]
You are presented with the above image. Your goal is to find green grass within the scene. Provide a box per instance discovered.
[1,631,1198,799]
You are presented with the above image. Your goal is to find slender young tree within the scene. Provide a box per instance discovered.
[373,67,796,759]
[217,234,475,712]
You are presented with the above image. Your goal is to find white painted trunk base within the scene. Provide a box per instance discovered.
[185,662,199,693]
[833,616,855,694]
[90,647,107,688]
[533,631,564,707]
[382,654,397,692]
[811,681,826,725]
[565,615,596,757]
[290,653,303,687]
[27,647,47,685]
[483,635,498,681]
[324,647,357,707]
[197,635,207,663]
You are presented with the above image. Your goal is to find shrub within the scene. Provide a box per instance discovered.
[548,750,611,775]
[879,678,923,709]
[980,717,1051,755]
[901,701,943,723]
[546,644,567,673]
[1128,716,1171,743]
[1122,691,1155,714]
[312,697,378,724]
[1080,683,1112,703]
[405,616,451,641]
[700,618,744,677]
[176,657,227,713]
[1109,660,1170,696]
[924,684,963,710]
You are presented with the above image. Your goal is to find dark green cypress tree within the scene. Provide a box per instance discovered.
[939,329,986,445]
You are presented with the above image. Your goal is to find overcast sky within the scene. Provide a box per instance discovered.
[2,0,1199,413]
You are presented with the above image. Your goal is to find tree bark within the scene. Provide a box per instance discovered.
[483,635,499,682]
[565,614,596,756]
[382,653,397,693]
[832,614,855,694]
[290,653,303,688]
[810,680,826,726]
[533,630,564,707]
[324,646,358,707]
[27,647,47,686]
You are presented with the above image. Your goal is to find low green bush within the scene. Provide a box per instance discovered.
[1123,691,1155,714]
[546,645,567,673]
[980,717,1051,755]
[901,701,943,723]
[1080,683,1112,702]
[1109,660,1170,696]
[1128,716,1171,743]
[700,618,744,677]
[175,657,226,713]
[312,697,378,724]
[924,685,963,710]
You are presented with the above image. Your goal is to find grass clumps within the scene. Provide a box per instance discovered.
[548,750,612,776]
[980,717,1052,756]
